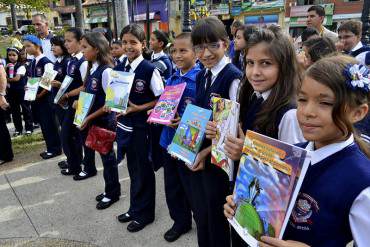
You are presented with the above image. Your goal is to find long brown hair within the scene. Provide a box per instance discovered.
[239,28,300,136]
[305,55,370,157]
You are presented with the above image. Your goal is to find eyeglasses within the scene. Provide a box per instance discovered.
[338,34,355,40]
[193,42,222,54]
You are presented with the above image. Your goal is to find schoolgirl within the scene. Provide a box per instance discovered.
[189,17,243,247]
[115,24,164,232]
[5,47,33,136]
[78,32,121,210]
[232,25,257,72]
[58,28,90,175]
[23,35,62,159]
[50,35,70,126]
[225,55,370,247]
[150,30,173,81]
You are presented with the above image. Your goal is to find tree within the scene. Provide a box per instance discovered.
[75,0,84,29]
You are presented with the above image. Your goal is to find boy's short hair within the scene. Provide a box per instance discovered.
[231,20,243,29]
[175,32,192,41]
[307,5,325,17]
[301,27,319,42]
[338,20,362,36]
[303,36,336,63]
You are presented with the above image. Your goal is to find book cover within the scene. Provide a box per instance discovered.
[105,70,135,113]
[167,104,212,167]
[73,92,95,127]
[24,77,40,101]
[229,131,310,247]
[39,69,58,91]
[147,83,187,125]
[54,75,73,104]
[210,97,240,180]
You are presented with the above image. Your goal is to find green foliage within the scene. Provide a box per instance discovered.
[0,0,56,11]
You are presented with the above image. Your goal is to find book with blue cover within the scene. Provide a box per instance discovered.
[73,92,95,127]
[167,104,212,167]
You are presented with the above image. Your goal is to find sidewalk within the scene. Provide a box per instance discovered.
[0,156,197,247]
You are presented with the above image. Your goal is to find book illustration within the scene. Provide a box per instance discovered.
[105,70,135,113]
[147,83,187,125]
[24,77,40,101]
[73,92,95,127]
[39,69,58,91]
[167,104,212,167]
[54,75,73,104]
[211,97,240,179]
[229,131,310,247]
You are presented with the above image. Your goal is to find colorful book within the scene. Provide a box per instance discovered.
[24,77,40,101]
[147,83,187,125]
[167,104,212,167]
[73,92,95,127]
[54,75,73,104]
[105,70,135,113]
[229,131,310,247]
[211,97,240,180]
[39,69,58,91]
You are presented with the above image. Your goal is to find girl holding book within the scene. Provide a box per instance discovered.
[23,35,62,159]
[225,55,370,247]
[58,28,90,176]
[114,24,164,233]
[189,17,243,247]
[5,47,33,136]
[78,32,121,210]
[50,35,70,126]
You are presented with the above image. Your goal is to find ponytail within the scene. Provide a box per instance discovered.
[354,133,370,158]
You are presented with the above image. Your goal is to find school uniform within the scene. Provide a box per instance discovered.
[115,55,164,226]
[28,54,61,155]
[6,62,33,133]
[160,64,201,234]
[193,56,242,247]
[60,52,87,176]
[355,114,370,144]
[114,54,126,67]
[348,41,370,66]
[151,50,173,81]
[84,62,120,201]
[284,135,370,247]
[52,56,70,126]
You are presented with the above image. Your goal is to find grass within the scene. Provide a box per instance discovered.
[12,132,45,154]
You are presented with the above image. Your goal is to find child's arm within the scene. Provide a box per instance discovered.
[224,124,245,161]
[7,65,26,82]
[36,88,48,100]
[190,146,211,171]
[205,121,217,139]
[79,106,106,130]
[224,194,236,219]
[7,74,21,82]
[125,100,157,115]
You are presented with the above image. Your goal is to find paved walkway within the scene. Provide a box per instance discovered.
[0,156,197,247]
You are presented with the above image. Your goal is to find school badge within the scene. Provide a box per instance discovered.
[36,67,43,76]
[134,79,145,93]
[290,193,319,225]
[90,78,98,90]
[69,64,76,75]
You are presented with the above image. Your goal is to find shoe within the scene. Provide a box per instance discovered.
[95,193,105,202]
[41,152,61,160]
[117,212,132,223]
[33,124,39,129]
[96,197,119,210]
[73,170,97,181]
[127,220,149,233]
[13,131,21,137]
[25,131,32,136]
[164,226,191,242]
[58,160,68,169]
[0,159,13,165]
[60,168,78,176]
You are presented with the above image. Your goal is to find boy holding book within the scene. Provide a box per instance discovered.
[159,32,201,242]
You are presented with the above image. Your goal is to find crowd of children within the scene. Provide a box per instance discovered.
[0,9,370,247]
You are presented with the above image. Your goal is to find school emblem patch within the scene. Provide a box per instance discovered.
[36,67,43,77]
[57,68,63,75]
[290,193,319,228]
[69,64,76,75]
[135,79,145,93]
[90,78,98,90]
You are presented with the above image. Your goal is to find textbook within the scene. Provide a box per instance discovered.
[147,83,186,125]
[105,70,135,113]
[73,92,95,127]
[167,104,212,167]
[24,77,40,101]
[210,97,240,180]
[54,75,73,104]
[229,131,310,247]
[39,69,58,91]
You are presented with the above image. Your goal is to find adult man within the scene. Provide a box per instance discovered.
[337,20,370,65]
[306,5,337,43]
[0,64,14,165]
[32,14,56,62]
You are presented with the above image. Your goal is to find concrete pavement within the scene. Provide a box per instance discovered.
[0,156,197,247]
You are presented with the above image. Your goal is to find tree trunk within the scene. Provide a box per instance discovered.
[75,0,84,29]
[10,3,18,31]
[114,0,129,38]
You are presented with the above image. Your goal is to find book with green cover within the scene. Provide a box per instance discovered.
[24,77,40,101]
[73,92,95,127]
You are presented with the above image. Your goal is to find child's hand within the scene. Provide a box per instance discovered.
[78,117,90,131]
[224,125,245,161]
[72,100,78,109]
[224,195,236,219]
[259,237,310,247]
[58,94,68,106]
[125,101,140,115]
[189,148,208,171]
[167,112,180,129]
[103,105,112,113]
[51,80,61,88]
[205,121,217,140]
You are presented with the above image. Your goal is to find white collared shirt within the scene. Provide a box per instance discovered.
[34,54,54,73]
[40,35,56,63]
[90,62,112,93]
[205,55,240,101]
[124,55,164,96]
[56,56,64,63]
[253,89,305,144]
[70,52,88,82]
[305,135,370,246]
[118,54,127,64]
[151,50,166,61]
[351,41,367,65]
